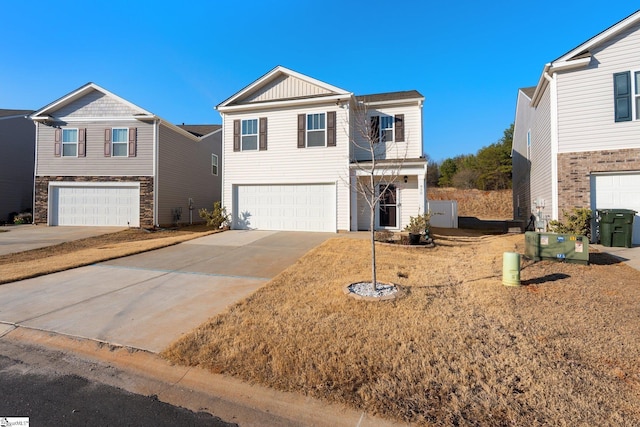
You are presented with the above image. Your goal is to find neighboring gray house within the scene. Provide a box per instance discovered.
[30,83,221,227]
[0,109,35,224]
[216,66,426,232]
[513,10,640,244]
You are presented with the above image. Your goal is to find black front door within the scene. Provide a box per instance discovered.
[379,184,397,228]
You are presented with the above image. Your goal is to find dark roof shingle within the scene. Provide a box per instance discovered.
[177,124,221,137]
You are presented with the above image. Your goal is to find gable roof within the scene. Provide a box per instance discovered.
[217,66,352,111]
[520,87,536,99]
[178,124,221,137]
[31,82,154,121]
[530,10,640,106]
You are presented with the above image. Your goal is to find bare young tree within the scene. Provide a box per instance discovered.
[348,99,409,292]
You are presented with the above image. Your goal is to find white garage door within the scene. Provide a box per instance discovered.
[591,173,640,245]
[234,184,335,232]
[50,184,140,227]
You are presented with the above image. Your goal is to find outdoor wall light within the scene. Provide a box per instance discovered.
[404,175,408,183]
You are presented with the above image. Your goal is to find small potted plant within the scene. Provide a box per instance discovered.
[404,212,431,245]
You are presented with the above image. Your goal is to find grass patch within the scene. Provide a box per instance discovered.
[0,225,219,284]
[163,233,640,425]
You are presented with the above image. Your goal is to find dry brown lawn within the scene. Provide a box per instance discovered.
[0,225,218,284]
[163,232,640,426]
[428,188,512,220]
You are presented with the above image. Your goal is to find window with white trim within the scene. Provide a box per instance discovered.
[307,113,325,147]
[211,153,218,176]
[241,119,258,151]
[62,129,78,157]
[380,116,393,142]
[112,128,129,157]
[526,130,531,160]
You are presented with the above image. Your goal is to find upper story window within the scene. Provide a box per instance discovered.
[62,129,78,157]
[306,113,326,147]
[241,119,258,151]
[380,116,394,142]
[112,128,129,157]
[211,153,218,176]
[613,71,640,122]
[635,71,640,120]
[526,130,531,160]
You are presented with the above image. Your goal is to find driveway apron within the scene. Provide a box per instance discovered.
[0,230,333,352]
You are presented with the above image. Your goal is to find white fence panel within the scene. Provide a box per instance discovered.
[427,200,458,228]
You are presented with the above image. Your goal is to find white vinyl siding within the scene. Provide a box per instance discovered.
[556,21,640,153]
[36,120,154,176]
[530,87,554,220]
[157,125,222,226]
[223,104,350,232]
[512,89,536,220]
[353,104,422,161]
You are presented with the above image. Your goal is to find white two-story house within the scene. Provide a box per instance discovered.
[216,66,426,233]
[513,10,640,244]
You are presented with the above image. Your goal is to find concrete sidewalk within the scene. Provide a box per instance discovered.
[592,243,640,271]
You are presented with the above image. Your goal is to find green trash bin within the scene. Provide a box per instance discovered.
[598,209,636,248]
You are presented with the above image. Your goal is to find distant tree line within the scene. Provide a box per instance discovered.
[426,124,513,191]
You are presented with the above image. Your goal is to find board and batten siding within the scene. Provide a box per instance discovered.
[530,86,554,217]
[238,75,333,104]
[36,120,154,176]
[157,125,221,226]
[352,103,423,162]
[223,103,350,231]
[556,21,640,153]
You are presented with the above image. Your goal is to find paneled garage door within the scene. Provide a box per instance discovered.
[50,184,140,227]
[234,184,335,232]
[591,173,640,245]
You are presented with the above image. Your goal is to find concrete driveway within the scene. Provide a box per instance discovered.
[0,230,333,352]
[0,225,126,256]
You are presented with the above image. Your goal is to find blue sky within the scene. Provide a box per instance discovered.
[2,2,638,162]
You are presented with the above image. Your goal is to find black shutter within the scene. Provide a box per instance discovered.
[104,128,111,156]
[297,114,306,148]
[259,117,267,151]
[233,120,240,151]
[78,128,86,157]
[614,71,632,122]
[394,114,405,142]
[128,127,137,157]
[54,128,61,157]
[370,115,380,144]
[327,111,336,147]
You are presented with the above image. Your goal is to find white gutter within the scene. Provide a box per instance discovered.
[531,57,591,107]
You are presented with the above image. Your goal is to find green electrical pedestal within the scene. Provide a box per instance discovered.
[524,232,589,265]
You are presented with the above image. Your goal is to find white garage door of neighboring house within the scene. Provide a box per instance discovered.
[50,184,140,227]
[591,173,640,245]
[234,184,335,232]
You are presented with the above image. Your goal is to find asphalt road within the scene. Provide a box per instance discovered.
[0,353,237,426]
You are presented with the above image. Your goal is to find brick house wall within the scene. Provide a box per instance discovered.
[557,148,640,214]
[34,176,154,227]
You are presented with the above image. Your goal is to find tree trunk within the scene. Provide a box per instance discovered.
[370,173,377,292]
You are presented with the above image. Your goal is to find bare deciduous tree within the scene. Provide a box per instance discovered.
[347,99,409,292]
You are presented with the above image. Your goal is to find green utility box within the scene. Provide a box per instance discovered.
[524,232,589,265]
[598,209,636,248]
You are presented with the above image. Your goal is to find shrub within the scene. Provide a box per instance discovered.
[199,202,230,229]
[404,212,431,236]
[13,212,32,225]
[548,208,592,239]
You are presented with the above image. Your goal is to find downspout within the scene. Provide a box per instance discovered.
[153,119,159,227]
[32,120,38,224]
[219,112,225,212]
[544,70,560,221]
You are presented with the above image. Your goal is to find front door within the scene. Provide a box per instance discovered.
[379,184,398,228]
